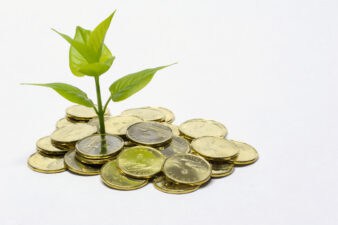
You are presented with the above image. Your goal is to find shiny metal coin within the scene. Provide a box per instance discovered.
[36,136,68,155]
[105,115,143,136]
[161,123,180,136]
[51,124,97,144]
[27,152,66,174]
[121,107,165,121]
[126,122,173,147]
[75,153,114,165]
[153,175,199,194]
[191,136,239,161]
[55,118,75,129]
[64,150,100,175]
[209,161,234,178]
[160,136,190,157]
[155,107,175,123]
[66,105,109,121]
[117,146,165,179]
[230,140,259,165]
[87,116,111,130]
[179,119,228,140]
[76,134,124,160]
[163,154,211,186]
[101,160,148,190]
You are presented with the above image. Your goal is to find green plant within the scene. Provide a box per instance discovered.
[23,11,174,153]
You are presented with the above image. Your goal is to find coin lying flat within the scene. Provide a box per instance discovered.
[126,122,173,147]
[210,161,234,178]
[117,146,165,179]
[36,136,68,155]
[161,123,180,136]
[28,152,66,174]
[51,124,97,144]
[155,107,175,123]
[76,134,124,159]
[66,105,109,121]
[105,116,143,136]
[160,136,190,157]
[191,136,239,161]
[230,140,259,165]
[153,175,199,194]
[64,150,100,175]
[121,107,165,122]
[56,118,75,129]
[163,154,211,186]
[101,160,148,190]
[87,116,111,130]
[179,119,228,140]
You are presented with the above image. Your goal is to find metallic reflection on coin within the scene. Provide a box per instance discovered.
[27,152,65,174]
[36,136,68,155]
[230,140,259,165]
[117,146,165,178]
[101,160,148,190]
[161,136,190,157]
[153,175,199,194]
[155,107,175,123]
[64,150,100,175]
[75,153,114,165]
[87,116,111,130]
[126,122,173,147]
[76,134,124,159]
[210,161,234,178]
[161,123,180,136]
[121,107,165,121]
[105,116,143,136]
[191,136,239,161]
[179,119,228,140]
[163,154,211,186]
[51,124,97,143]
[56,118,75,129]
[66,105,109,121]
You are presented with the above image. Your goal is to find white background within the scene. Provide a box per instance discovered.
[1,0,337,225]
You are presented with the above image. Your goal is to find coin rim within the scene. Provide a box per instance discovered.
[27,152,66,174]
[179,118,228,139]
[153,175,200,194]
[64,151,100,175]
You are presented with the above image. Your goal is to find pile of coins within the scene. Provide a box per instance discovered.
[28,105,259,194]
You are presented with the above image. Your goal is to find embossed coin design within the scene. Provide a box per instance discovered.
[179,119,228,140]
[161,136,190,157]
[28,152,66,173]
[230,140,259,165]
[155,107,175,123]
[121,107,165,121]
[210,161,234,178]
[51,124,97,144]
[56,118,75,129]
[64,151,100,175]
[101,160,148,190]
[36,136,68,155]
[163,154,211,185]
[191,136,239,161]
[105,115,143,136]
[153,175,199,194]
[126,122,173,147]
[117,146,165,178]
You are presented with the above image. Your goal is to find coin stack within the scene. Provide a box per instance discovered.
[28,105,259,194]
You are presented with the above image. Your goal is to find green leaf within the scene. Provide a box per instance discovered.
[22,83,94,107]
[109,63,176,102]
[88,11,115,60]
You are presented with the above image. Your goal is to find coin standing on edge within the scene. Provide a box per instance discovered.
[153,175,199,194]
[101,160,148,190]
[121,107,165,122]
[28,152,66,174]
[117,146,165,179]
[179,119,228,140]
[64,151,100,175]
[163,154,212,186]
[230,140,259,165]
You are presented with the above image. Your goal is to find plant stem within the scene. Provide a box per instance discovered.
[94,76,107,154]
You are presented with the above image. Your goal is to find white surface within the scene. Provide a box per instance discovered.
[1,0,338,225]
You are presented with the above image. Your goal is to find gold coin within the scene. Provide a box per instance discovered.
[75,153,114,165]
[155,107,175,123]
[191,136,239,161]
[161,123,180,136]
[153,175,199,194]
[64,150,100,175]
[117,146,165,179]
[51,124,97,143]
[101,160,148,190]
[162,154,211,186]
[55,118,75,129]
[160,136,190,157]
[126,122,173,147]
[87,116,111,130]
[27,152,66,174]
[179,119,228,140]
[66,105,109,121]
[105,115,143,136]
[230,140,259,165]
[36,136,68,155]
[76,134,124,159]
[121,107,165,121]
[209,161,234,178]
